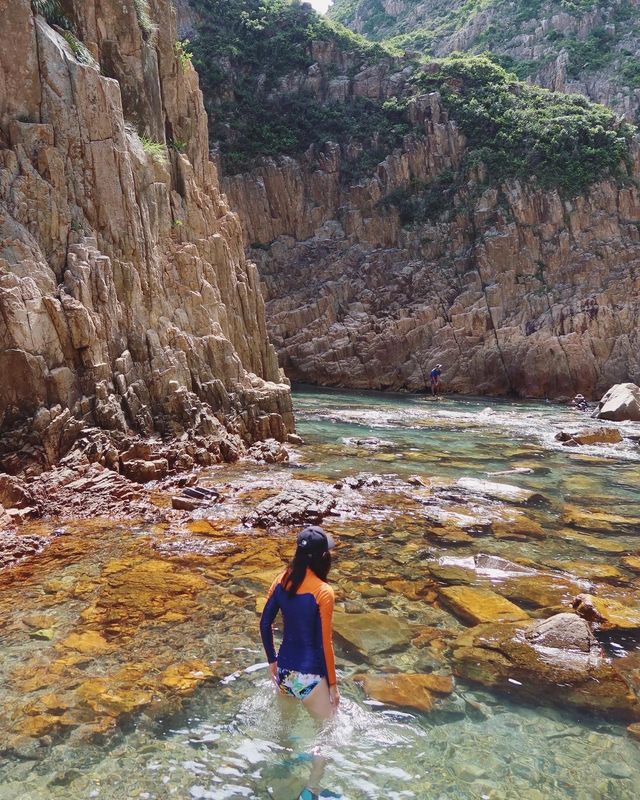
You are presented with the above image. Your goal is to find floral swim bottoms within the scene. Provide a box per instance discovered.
[277,668,322,700]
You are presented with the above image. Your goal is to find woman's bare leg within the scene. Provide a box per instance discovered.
[302,678,333,723]
[300,679,335,795]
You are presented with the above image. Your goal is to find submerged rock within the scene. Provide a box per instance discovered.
[561,505,640,533]
[342,437,394,450]
[544,560,625,584]
[355,672,454,712]
[622,556,640,574]
[553,528,629,554]
[333,610,413,660]
[439,585,529,625]
[453,613,640,720]
[431,555,586,609]
[595,383,640,422]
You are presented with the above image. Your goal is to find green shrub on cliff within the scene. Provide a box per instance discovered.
[415,55,634,194]
[133,0,158,44]
[190,0,400,174]
[218,93,410,175]
[191,0,390,95]
[31,0,69,27]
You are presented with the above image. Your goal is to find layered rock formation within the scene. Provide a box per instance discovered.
[224,87,640,397]
[0,0,293,473]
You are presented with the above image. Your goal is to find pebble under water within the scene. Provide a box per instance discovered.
[1,388,640,800]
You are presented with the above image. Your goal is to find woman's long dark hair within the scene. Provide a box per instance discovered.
[282,548,331,598]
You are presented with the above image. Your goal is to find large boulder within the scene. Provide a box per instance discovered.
[595,383,640,422]
[453,613,640,720]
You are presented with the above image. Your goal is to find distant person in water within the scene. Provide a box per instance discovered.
[260,526,340,800]
[430,364,443,396]
[571,393,589,412]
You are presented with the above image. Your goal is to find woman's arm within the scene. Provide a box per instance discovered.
[259,577,281,665]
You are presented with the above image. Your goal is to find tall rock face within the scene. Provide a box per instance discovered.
[219,56,640,398]
[328,0,640,123]
[0,0,293,471]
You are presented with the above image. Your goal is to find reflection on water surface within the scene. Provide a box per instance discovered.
[1,388,640,799]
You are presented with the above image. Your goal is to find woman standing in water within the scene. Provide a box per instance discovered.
[260,526,340,800]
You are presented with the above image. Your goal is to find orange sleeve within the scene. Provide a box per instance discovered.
[317,584,337,686]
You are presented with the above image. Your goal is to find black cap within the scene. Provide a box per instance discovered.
[297,526,335,554]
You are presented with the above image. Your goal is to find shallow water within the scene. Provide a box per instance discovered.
[1,388,640,800]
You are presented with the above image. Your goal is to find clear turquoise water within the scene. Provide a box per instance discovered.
[1,388,639,800]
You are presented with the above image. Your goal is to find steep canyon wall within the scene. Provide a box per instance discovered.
[222,72,640,398]
[0,0,293,472]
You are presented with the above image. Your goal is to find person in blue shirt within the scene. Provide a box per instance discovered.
[430,363,443,396]
[260,526,341,800]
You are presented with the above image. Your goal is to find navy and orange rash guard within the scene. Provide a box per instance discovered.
[259,568,337,687]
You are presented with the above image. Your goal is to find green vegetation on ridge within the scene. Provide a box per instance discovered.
[328,0,640,122]
[416,55,634,195]
[190,0,404,174]
[187,0,633,197]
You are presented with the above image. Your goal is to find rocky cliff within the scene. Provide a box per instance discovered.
[0,0,293,474]
[328,0,640,122]
[176,0,640,400]
[224,88,640,398]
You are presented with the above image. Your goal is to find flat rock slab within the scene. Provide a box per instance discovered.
[333,610,413,660]
[562,505,640,533]
[355,672,454,712]
[622,556,640,574]
[431,555,587,609]
[456,478,545,505]
[439,585,529,625]
[453,612,640,721]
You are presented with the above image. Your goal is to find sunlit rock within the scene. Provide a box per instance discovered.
[439,586,529,625]
[456,478,545,505]
[453,613,640,720]
[355,672,454,712]
[243,480,340,528]
[572,593,640,631]
[555,427,622,446]
[595,383,640,422]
